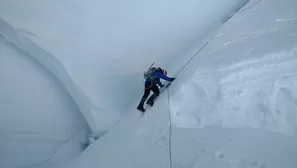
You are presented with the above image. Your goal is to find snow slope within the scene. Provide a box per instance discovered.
[170,0,297,136]
[0,0,249,136]
[0,0,249,167]
[39,0,297,168]
[168,0,297,167]
[1,0,297,167]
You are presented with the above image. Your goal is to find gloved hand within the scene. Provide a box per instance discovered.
[170,78,176,81]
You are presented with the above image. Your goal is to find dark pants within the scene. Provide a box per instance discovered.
[144,85,160,102]
[138,84,160,108]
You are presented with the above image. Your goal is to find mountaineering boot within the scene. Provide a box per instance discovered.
[146,92,159,106]
[146,100,154,106]
[137,105,145,112]
[137,97,146,112]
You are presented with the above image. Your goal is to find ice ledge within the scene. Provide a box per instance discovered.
[0,18,107,140]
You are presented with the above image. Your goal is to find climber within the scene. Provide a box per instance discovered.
[137,67,175,112]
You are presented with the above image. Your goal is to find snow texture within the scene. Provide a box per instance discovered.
[0,0,297,168]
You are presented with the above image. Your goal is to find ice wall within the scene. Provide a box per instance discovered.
[0,35,89,168]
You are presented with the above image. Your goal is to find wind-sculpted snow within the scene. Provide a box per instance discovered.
[56,0,297,167]
[0,18,107,138]
[0,0,249,167]
[0,0,250,121]
[0,36,90,167]
[1,0,297,168]
[170,0,297,137]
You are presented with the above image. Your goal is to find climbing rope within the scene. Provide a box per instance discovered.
[165,30,217,168]
[237,0,264,14]
[165,1,268,167]
[165,1,265,166]
[172,31,218,78]
[166,87,173,168]
[165,29,218,168]
[173,0,265,78]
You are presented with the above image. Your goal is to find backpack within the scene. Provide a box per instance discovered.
[144,67,157,80]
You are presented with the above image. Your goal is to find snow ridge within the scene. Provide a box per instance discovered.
[0,18,104,139]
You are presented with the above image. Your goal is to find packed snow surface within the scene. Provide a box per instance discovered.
[1,0,297,168]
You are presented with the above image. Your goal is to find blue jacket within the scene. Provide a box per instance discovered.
[145,71,173,87]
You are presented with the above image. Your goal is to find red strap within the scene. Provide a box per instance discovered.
[146,85,152,89]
